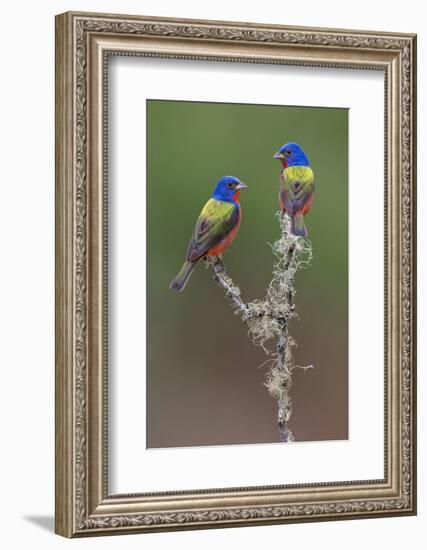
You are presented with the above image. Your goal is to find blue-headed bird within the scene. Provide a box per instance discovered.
[170,176,247,291]
[273,142,315,237]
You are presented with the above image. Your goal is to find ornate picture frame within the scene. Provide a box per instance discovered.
[55,11,416,537]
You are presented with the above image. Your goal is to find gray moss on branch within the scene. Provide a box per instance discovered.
[207,213,313,443]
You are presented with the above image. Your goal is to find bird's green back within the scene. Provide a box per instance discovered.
[200,198,236,221]
[282,166,314,190]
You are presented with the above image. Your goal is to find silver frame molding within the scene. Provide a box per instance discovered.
[55,11,417,538]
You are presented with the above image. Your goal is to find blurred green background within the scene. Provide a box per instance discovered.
[147,100,348,447]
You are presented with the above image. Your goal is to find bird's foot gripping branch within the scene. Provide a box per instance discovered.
[207,213,313,443]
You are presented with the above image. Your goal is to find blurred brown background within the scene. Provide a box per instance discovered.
[147,99,348,447]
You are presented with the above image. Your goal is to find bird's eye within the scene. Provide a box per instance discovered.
[285,150,292,156]
[227,182,234,188]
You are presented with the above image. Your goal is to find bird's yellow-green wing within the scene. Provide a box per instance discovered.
[186,198,239,262]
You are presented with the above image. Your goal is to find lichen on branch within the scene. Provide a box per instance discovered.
[207,212,313,442]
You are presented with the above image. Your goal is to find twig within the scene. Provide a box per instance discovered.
[275,238,296,443]
[205,256,248,313]
[207,213,313,442]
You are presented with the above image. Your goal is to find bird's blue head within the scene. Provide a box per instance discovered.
[273,142,310,168]
[212,176,248,202]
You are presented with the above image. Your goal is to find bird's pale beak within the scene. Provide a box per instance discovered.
[273,151,284,159]
[235,182,248,190]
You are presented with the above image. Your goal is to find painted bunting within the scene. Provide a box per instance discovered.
[170,176,248,292]
[273,142,315,237]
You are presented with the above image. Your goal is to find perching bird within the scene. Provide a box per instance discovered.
[170,176,248,292]
[273,142,314,237]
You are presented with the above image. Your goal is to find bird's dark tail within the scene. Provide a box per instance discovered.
[170,260,196,292]
[291,213,308,237]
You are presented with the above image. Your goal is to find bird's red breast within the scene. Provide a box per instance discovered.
[207,205,242,257]
[302,194,314,214]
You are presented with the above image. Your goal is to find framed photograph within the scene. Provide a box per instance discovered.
[55,11,417,537]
